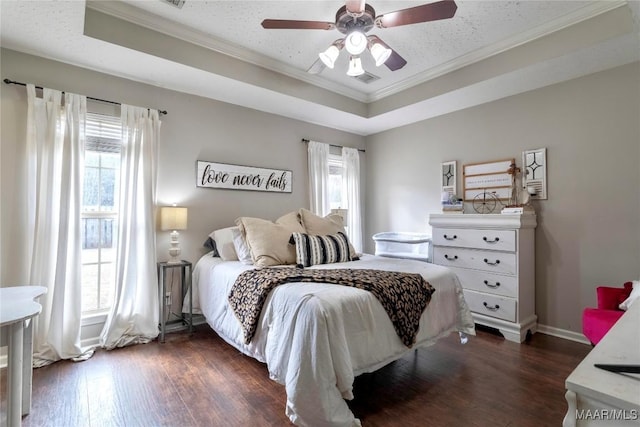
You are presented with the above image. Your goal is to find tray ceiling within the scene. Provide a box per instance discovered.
[1,1,639,135]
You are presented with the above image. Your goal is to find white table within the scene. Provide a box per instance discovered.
[563,299,640,426]
[0,286,47,427]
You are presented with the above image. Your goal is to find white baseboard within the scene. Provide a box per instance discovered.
[536,323,591,345]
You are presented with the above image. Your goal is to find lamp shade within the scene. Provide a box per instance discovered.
[319,44,340,69]
[160,206,188,231]
[345,31,367,55]
[346,56,365,76]
[370,42,392,67]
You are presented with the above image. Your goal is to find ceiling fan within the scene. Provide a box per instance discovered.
[261,0,458,77]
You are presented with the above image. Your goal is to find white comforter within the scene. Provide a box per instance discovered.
[193,254,475,427]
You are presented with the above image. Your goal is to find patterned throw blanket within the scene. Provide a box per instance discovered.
[228,268,435,348]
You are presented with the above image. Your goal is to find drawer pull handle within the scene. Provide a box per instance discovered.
[444,234,457,240]
[483,280,501,288]
[483,302,500,311]
[444,254,458,261]
[483,237,500,243]
[484,258,500,266]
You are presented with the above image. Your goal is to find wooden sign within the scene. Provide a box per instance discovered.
[196,161,292,193]
[463,158,514,201]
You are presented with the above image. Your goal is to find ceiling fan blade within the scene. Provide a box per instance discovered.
[375,0,457,28]
[369,35,407,71]
[261,19,335,30]
[307,58,327,75]
[385,49,408,71]
[346,0,366,15]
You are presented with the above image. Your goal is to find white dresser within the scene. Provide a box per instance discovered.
[428,213,537,343]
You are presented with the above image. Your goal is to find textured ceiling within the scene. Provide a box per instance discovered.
[1,1,639,135]
[93,0,598,95]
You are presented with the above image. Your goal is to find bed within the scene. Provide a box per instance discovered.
[192,251,475,427]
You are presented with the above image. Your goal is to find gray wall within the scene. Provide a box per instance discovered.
[0,48,365,284]
[365,62,640,333]
[3,47,639,335]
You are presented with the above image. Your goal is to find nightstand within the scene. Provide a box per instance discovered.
[157,260,193,343]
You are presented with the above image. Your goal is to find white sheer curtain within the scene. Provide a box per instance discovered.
[307,140,330,216]
[342,147,363,253]
[25,84,94,367]
[100,105,160,349]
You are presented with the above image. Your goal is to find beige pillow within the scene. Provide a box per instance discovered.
[276,211,305,233]
[236,217,299,267]
[298,208,356,258]
[298,208,343,234]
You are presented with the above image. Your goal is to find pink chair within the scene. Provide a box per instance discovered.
[582,282,633,345]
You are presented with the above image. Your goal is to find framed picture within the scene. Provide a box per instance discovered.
[441,161,457,198]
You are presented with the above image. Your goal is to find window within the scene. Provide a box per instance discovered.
[81,113,121,313]
[328,153,344,210]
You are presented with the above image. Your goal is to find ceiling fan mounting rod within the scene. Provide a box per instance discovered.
[346,0,366,18]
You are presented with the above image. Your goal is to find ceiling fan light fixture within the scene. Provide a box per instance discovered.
[319,44,341,69]
[346,56,365,77]
[262,1,458,75]
[345,31,367,55]
[370,42,392,67]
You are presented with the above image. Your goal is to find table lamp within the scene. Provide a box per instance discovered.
[160,205,188,264]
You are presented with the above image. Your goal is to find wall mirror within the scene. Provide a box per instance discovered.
[441,161,457,199]
[522,148,547,200]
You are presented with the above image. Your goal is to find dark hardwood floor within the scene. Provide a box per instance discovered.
[2,324,591,427]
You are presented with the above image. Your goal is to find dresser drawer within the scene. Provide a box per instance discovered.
[433,247,517,275]
[452,268,517,298]
[463,289,516,322]
[432,228,516,252]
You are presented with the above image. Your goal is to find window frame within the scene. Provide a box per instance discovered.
[328,153,345,211]
[81,112,122,315]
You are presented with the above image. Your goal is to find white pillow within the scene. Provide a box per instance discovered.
[231,227,253,265]
[619,280,640,311]
[212,226,239,261]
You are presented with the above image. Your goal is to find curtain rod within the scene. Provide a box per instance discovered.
[301,138,365,153]
[3,79,168,116]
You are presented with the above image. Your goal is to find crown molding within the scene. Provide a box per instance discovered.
[366,0,628,102]
[86,0,369,103]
